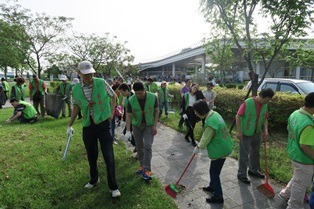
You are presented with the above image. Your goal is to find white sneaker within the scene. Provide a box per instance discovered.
[84,177,100,189]
[109,189,121,198]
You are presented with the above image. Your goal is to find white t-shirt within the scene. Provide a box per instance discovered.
[188,93,196,107]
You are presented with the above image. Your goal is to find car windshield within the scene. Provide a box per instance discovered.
[296,82,314,94]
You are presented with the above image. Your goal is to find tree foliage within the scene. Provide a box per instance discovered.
[65,33,134,77]
[0,1,73,78]
[200,0,314,95]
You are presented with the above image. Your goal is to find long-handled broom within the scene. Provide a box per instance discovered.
[165,153,196,198]
[257,137,275,198]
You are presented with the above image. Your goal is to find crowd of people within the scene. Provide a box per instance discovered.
[1,61,314,208]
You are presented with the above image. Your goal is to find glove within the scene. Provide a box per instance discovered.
[182,114,188,120]
[67,127,74,136]
[124,131,131,142]
[193,146,199,154]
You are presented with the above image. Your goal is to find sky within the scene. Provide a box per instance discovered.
[11,0,211,64]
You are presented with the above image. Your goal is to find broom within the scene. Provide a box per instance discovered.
[165,153,196,198]
[257,137,275,198]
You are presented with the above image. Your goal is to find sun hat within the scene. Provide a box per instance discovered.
[59,75,67,81]
[161,81,167,84]
[78,61,96,74]
[71,78,80,85]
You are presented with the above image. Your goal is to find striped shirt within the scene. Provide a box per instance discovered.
[72,79,115,105]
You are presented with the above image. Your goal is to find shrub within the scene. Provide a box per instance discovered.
[237,84,244,89]
[214,88,304,131]
[50,81,60,88]
[225,84,237,89]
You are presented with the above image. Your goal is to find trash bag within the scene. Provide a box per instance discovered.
[45,94,64,119]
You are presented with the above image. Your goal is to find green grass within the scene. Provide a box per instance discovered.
[0,108,177,209]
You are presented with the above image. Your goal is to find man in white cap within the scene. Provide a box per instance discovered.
[55,75,72,118]
[67,61,121,198]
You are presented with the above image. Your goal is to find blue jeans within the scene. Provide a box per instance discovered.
[209,158,226,199]
[159,101,169,116]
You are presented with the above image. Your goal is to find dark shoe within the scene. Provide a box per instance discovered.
[202,186,214,193]
[206,196,224,204]
[237,176,251,184]
[78,116,82,119]
[185,135,190,142]
[191,141,197,147]
[248,170,265,179]
[61,115,66,118]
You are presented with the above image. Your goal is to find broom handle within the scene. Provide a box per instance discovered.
[264,137,269,183]
[175,153,196,186]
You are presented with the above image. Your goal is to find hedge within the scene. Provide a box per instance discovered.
[167,85,305,131]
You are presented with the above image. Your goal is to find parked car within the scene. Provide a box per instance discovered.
[243,78,314,95]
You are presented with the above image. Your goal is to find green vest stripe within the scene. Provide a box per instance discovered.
[129,92,155,127]
[204,112,234,159]
[241,98,267,136]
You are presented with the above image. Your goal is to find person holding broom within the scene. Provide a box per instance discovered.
[193,100,234,204]
[278,92,314,209]
[235,88,274,184]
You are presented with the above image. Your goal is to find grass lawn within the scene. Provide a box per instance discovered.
[0,108,177,209]
[0,102,296,208]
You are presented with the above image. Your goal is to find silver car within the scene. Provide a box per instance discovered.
[243,78,314,95]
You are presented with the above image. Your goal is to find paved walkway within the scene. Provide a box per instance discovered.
[120,123,310,209]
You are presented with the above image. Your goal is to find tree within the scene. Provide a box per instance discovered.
[200,0,314,96]
[0,1,73,78]
[46,52,78,78]
[203,25,235,85]
[66,33,134,77]
[286,39,314,81]
[0,19,29,78]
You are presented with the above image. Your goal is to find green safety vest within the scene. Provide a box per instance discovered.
[241,98,267,136]
[30,80,45,96]
[72,78,111,127]
[129,92,156,127]
[19,100,37,119]
[204,111,234,159]
[2,81,9,91]
[58,82,71,98]
[12,83,25,101]
[183,93,190,111]
[149,82,158,93]
[158,87,169,103]
[287,109,314,165]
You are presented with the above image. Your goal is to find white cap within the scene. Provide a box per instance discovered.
[78,61,96,74]
[71,78,80,85]
[59,75,67,81]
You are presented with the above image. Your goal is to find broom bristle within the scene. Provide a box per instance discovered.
[257,184,275,198]
[165,185,177,198]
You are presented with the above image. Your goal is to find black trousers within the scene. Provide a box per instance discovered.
[83,119,118,190]
[185,106,198,142]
